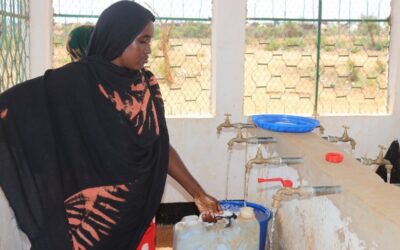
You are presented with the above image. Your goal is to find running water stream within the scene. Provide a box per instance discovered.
[268,208,277,250]
[225,149,233,201]
[244,169,250,207]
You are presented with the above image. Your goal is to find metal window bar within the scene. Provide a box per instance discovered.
[244,0,391,115]
[52,0,212,117]
[0,0,30,93]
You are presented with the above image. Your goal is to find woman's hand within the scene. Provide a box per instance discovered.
[194,193,222,223]
[167,146,223,223]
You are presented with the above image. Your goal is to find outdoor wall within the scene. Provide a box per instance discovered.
[30,0,52,78]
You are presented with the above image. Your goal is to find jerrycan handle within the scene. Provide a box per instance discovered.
[258,177,293,188]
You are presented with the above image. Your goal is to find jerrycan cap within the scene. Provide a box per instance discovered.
[325,152,344,163]
[239,207,255,219]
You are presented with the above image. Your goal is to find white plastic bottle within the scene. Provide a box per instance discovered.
[234,207,260,250]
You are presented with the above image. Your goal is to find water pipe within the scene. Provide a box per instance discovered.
[258,178,343,209]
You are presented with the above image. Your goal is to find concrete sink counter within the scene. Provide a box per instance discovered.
[245,128,400,250]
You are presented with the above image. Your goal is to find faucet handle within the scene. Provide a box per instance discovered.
[376,144,386,160]
[258,177,293,188]
[217,113,233,134]
[378,144,386,151]
[223,113,232,125]
[341,125,350,138]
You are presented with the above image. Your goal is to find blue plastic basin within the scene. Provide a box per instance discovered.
[252,114,320,133]
[220,200,272,250]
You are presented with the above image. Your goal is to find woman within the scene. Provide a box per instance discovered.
[0,1,220,249]
[66,25,95,62]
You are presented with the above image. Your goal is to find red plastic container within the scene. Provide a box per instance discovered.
[136,219,156,250]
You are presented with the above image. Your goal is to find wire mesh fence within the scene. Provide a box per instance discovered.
[52,0,212,117]
[0,0,29,93]
[244,0,391,115]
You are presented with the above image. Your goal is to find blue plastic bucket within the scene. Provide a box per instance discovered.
[220,200,272,250]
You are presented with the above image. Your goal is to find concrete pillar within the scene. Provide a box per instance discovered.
[163,0,249,202]
[212,0,247,119]
[29,0,53,78]
[388,0,400,114]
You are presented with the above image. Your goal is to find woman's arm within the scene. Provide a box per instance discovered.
[168,145,222,216]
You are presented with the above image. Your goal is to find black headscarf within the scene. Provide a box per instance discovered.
[0,1,168,249]
[87,1,155,60]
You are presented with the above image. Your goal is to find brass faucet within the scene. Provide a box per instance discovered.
[227,129,246,150]
[312,113,324,135]
[258,175,342,250]
[245,146,303,172]
[323,126,356,150]
[337,126,356,150]
[226,123,256,150]
[271,185,343,209]
[216,113,233,134]
[318,124,325,135]
[372,145,391,166]
[359,145,393,183]
[257,178,342,209]
[272,187,308,209]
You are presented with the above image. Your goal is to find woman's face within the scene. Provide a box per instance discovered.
[112,21,154,70]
